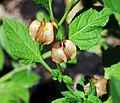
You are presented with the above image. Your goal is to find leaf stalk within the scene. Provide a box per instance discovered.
[58,0,76,27]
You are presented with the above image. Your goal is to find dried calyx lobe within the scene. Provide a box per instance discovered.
[84,77,108,97]
[29,18,58,45]
[51,40,77,63]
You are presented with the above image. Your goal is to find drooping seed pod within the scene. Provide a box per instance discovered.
[84,77,108,97]
[95,78,108,97]
[51,40,77,63]
[29,18,58,45]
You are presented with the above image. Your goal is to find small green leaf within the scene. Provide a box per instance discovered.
[0,82,29,103]
[61,91,76,98]
[33,0,52,12]
[58,75,63,83]
[104,0,120,14]
[114,12,120,25]
[36,11,50,22]
[2,18,42,64]
[69,8,111,50]
[67,57,77,64]
[90,80,96,96]
[62,98,76,103]
[110,78,120,103]
[52,98,65,103]
[78,78,85,87]
[74,91,85,99]
[0,47,4,71]
[53,77,57,81]
[52,70,59,77]
[56,26,64,40]
[10,69,40,88]
[63,75,74,85]
[104,96,112,103]
[60,62,67,69]
[61,91,77,102]
[86,95,102,103]
[104,62,120,79]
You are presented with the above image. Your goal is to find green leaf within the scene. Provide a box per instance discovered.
[67,57,77,64]
[61,91,77,102]
[52,98,65,103]
[74,91,85,99]
[36,11,50,22]
[10,69,40,88]
[0,47,5,71]
[62,98,76,103]
[56,26,64,40]
[78,78,85,87]
[33,0,52,12]
[2,18,42,64]
[90,80,96,96]
[0,82,29,103]
[63,75,74,85]
[86,95,102,103]
[87,37,108,54]
[114,12,120,25]
[61,91,76,99]
[52,70,59,77]
[104,0,120,14]
[60,62,67,69]
[0,26,15,58]
[110,78,120,103]
[58,75,63,83]
[104,96,112,103]
[104,62,120,79]
[0,93,16,103]
[69,8,111,50]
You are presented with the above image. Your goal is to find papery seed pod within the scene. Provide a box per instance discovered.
[51,40,77,63]
[29,19,58,45]
[84,77,108,97]
[95,78,108,97]
[29,20,41,41]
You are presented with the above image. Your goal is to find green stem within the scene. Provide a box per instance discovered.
[40,58,53,73]
[49,0,54,20]
[65,84,74,93]
[0,66,30,83]
[40,58,74,93]
[0,71,14,83]
[58,0,75,27]
[56,64,74,94]
[56,64,63,74]
[42,51,51,59]
[0,51,52,83]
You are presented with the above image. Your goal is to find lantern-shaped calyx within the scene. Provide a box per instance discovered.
[84,77,108,97]
[51,40,77,63]
[29,19,58,45]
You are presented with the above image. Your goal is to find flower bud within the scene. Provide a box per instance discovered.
[29,19,58,45]
[51,40,77,63]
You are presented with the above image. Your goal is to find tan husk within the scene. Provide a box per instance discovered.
[84,77,108,97]
[51,40,77,63]
[29,19,58,45]
[29,20,41,41]
[51,41,67,63]
[63,40,77,60]
[95,78,108,97]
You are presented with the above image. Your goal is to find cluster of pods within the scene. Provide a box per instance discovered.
[29,19,77,63]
